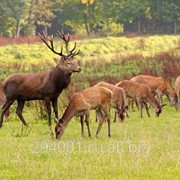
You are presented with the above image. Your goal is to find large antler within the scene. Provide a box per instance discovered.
[38,31,66,58]
[56,30,80,59]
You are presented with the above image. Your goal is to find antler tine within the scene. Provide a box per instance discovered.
[68,42,76,55]
[56,30,71,54]
[68,49,80,59]
[38,31,65,57]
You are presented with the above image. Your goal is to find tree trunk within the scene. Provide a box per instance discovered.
[174,20,177,34]
[15,19,21,38]
[138,19,141,34]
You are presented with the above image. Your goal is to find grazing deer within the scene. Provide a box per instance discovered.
[0,30,81,128]
[116,80,162,118]
[130,75,177,107]
[54,86,112,139]
[175,76,180,110]
[95,82,127,122]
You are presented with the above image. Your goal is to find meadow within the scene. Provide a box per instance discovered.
[0,35,180,179]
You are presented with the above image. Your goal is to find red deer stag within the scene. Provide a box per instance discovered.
[116,80,162,118]
[95,82,128,122]
[54,86,112,139]
[175,76,180,110]
[130,75,177,107]
[0,30,81,128]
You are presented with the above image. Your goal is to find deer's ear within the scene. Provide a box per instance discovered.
[54,117,59,124]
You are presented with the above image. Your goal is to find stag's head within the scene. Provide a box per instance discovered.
[38,30,81,75]
[54,118,64,139]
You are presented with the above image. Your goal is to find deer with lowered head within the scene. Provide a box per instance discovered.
[130,75,177,107]
[116,80,162,118]
[54,85,112,139]
[95,81,128,122]
[175,76,180,110]
[0,30,81,128]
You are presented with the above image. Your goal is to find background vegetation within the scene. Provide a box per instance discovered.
[0,0,180,37]
[0,35,180,179]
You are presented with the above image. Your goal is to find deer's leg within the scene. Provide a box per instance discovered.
[143,101,150,117]
[16,100,27,126]
[0,99,15,128]
[95,109,104,138]
[84,112,91,137]
[95,112,98,122]
[80,115,85,138]
[44,98,51,126]
[52,98,58,119]
[113,110,117,122]
[101,105,111,137]
[137,98,143,118]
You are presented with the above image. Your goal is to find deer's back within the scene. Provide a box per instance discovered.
[2,71,52,100]
[131,75,167,92]
[71,86,112,110]
[116,80,150,98]
[96,82,125,107]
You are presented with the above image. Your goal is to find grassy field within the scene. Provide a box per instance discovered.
[0,35,180,179]
[0,106,179,179]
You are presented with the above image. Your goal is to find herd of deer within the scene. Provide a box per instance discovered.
[0,30,179,139]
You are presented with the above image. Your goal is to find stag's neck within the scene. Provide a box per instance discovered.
[165,85,176,99]
[147,93,160,109]
[50,67,71,90]
[61,101,75,128]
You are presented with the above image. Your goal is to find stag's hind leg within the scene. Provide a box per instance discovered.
[0,99,15,128]
[16,100,27,126]
[52,98,58,119]
[44,98,52,126]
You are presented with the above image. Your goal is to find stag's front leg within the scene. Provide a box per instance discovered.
[16,100,27,126]
[44,98,51,126]
[0,99,15,128]
[52,98,58,119]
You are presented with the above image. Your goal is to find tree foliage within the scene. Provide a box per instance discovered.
[0,0,179,37]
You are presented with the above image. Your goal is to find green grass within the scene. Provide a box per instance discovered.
[0,35,180,179]
[0,105,179,179]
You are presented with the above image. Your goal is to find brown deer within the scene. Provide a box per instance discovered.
[116,80,162,118]
[95,82,127,122]
[130,75,177,107]
[175,76,180,110]
[0,30,81,128]
[54,86,112,139]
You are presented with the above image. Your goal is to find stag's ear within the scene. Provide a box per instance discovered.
[54,117,59,124]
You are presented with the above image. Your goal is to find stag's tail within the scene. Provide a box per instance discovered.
[0,83,6,105]
[0,83,9,117]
